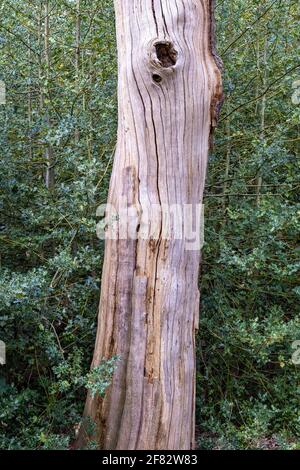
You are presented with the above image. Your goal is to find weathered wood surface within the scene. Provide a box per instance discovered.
[78,0,222,450]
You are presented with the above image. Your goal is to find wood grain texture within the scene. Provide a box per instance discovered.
[77,0,222,450]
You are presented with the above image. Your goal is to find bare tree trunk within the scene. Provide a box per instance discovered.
[78,0,222,450]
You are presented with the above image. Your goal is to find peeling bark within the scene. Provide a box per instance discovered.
[77,0,222,450]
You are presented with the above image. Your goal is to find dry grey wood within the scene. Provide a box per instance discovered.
[77,0,222,450]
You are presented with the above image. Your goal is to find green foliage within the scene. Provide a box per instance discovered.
[0,0,116,450]
[197,0,300,450]
[85,356,119,398]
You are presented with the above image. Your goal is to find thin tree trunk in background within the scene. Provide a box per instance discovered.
[75,0,81,144]
[222,10,232,217]
[255,38,260,116]
[222,99,231,214]
[44,0,54,190]
[256,35,267,205]
[28,7,33,162]
[77,0,222,450]
[38,2,43,112]
[86,50,94,161]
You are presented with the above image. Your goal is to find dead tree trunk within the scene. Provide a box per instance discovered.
[78,0,222,450]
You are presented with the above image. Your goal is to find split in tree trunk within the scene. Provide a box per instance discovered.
[77,0,222,450]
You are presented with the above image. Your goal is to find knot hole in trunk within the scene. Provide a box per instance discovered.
[155,41,178,68]
[151,41,178,84]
